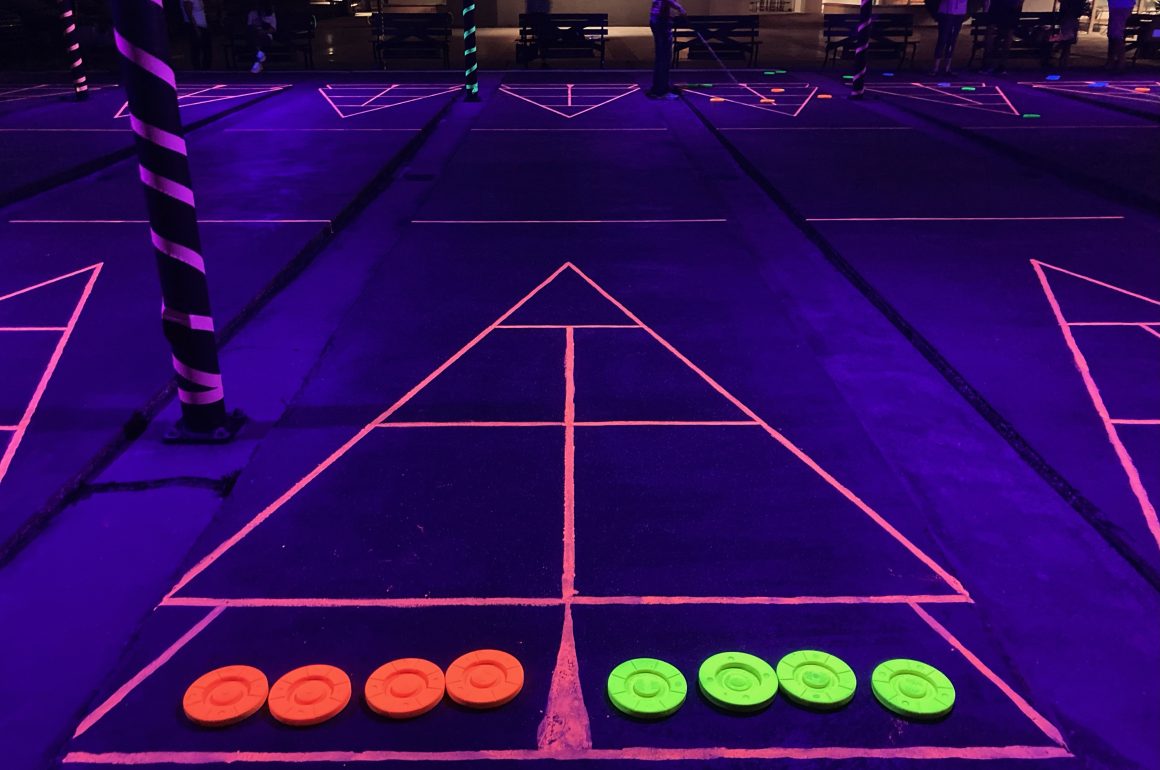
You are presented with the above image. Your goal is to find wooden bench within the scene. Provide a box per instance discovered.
[967,12,1065,68]
[1127,13,1160,63]
[370,12,452,68]
[822,13,917,69]
[672,15,761,68]
[516,13,608,67]
[222,8,316,69]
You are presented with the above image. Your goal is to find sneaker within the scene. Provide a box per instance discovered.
[256,50,266,62]
[250,60,263,74]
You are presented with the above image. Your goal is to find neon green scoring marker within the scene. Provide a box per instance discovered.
[776,650,857,710]
[871,658,955,720]
[698,652,778,712]
[607,658,687,719]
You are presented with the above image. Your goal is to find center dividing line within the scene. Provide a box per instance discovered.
[226,127,420,132]
[0,326,67,332]
[161,593,972,608]
[373,420,760,428]
[411,218,727,225]
[562,325,577,602]
[472,128,667,132]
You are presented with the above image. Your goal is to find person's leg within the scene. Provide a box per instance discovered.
[650,20,673,95]
[934,13,951,71]
[942,15,965,71]
[1106,7,1129,69]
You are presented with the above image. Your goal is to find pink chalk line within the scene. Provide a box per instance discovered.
[373,421,760,428]
[63,746,1072,763]
[909,603,1067,748]
[0,264,102,487]
[0,326,68,332]
[1032,259,1160,554]
[537,326,592,751]
[806,216,1125,222]
[73,606,225,738]
[498,84,639,119]
[161,593,971,609]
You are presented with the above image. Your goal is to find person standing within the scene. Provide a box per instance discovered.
[1105,0,1135,70]
[182,0,212,69]
[981,0,1023,72]
[247,1,276,74]
[648,0,687,99]
[931,0,968,74]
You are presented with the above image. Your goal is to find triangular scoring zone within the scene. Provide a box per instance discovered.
[681,83,819,117]
[1032,259,1160,555]
[499,84,640,119]
[0,264,103,486]
[164,262,967,604]
[1020,80,1160,105]
[318,84,461,119]
[866,82,1021,116]
[114,84,290,118]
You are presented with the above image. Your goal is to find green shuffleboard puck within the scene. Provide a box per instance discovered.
[776,650,857,711]
[871,658,955,720]
[698,651,778,712]
[607,658,687,719]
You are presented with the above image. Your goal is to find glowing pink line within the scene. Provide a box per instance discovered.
[10,219,331,225]
[163,596,560,608]
[164,265,576,600]
[412,219,727,224]
[1110,418,1160,425]
[472,128,667,132]
[912,81,988,107]
[0,425,17,431]
[806,216,1124,222]
[499,85,639,119]
[62,746,1073,763]
[995,86,1021,116]
[909,603,1067,747]
[1139,325,1160,341]
[372,421,760,428]
[538,329,591,751]
[565,264,970,597]
[791,87,819,118]
[161,593,970,608]
[683,88,799,116]
[1037,261,1160,307]
[318,85,458,119]
[0,326,67,332]
[0,264,102,486]
[497,324,640,328]
[73,606,225,738]
[359,83,397,108]
[1032,259,1160,557]
[1068,321,1160,326]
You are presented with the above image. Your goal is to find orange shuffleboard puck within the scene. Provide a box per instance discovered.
[446,649,524,709]
[182,665,269,727]
[269,664,351,726]
[366,658,445,719]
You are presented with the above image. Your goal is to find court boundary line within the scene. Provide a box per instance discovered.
[161,593,972,608]
[498,84,640,119]
[113,84,290,119]
[318,84,460,119]
[0,264,103,487]
[681,84,818,118]
[1031,259,1160,555]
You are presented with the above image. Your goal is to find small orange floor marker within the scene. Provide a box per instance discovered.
[710,97,725,102]
[761,98,775,103]
[446,649,524,709]
[182,665,268,728]
[366,658,445,719]
[771,88,785,93]
[1135,87,1151,92]
[817,94,833,99]
[269,665,351,726]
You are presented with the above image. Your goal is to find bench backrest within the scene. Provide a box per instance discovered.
[823,13,914,38]
[519,13,608,35]
[372,12,452,40]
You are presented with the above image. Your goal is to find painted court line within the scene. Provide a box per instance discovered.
[161,593,972,608]
[498,323,640,328]
[565,263,970,598]
[226,127,420,132]
[807,216,1125,223]
[1068,321,1160,326]
[720,126,914,131]
[0,326,68,332]
[373,420,761,428]
[9,219,332,225]
[909,603,1067,748]
[473,127,667,132]
[411,219,727,225]
[72,606,225,739]
[1032,259,1160,555]
[0,264,102,487]
[63,746,1073,763]
[1111,418,1160,425]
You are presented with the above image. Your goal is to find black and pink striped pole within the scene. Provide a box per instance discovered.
[56,0,88,100]
[109,0,240,441]
[850,0,872,99]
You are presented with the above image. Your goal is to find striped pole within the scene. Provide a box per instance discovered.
[463,1,479,100]
[56,0,88,100]
[851,0,872,99]
[110,0,235,439]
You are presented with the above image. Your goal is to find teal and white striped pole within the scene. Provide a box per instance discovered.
[463,1,479,100]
